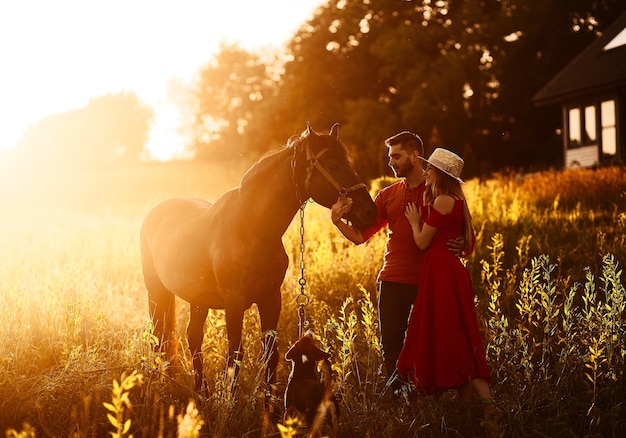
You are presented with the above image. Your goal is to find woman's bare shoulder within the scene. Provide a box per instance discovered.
[432,194,455,215]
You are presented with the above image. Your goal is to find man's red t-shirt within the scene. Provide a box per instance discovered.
[361,179,426,286]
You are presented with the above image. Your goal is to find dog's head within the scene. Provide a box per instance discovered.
[285,330,331,363]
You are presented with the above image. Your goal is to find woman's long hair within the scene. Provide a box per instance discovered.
[425,168,475,255]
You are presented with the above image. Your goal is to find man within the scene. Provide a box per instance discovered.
[331,131,463,395]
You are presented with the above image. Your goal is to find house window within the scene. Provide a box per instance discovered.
[584,105,596,143]
[568,108,581,148]
[568,100,618,158]
[601,100,617,156]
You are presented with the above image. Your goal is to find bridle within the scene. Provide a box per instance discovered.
[292,136,367,205]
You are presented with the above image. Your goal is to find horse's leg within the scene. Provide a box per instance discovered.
[187,304,209,394]
[148,284,178,373]
[257,292,281,386]
[224,303,246,392]
[257,291,282,429]
[142,232,178,373]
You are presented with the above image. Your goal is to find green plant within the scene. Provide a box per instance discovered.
[103,371,144,438]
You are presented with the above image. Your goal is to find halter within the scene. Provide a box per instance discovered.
[292,136,367,205]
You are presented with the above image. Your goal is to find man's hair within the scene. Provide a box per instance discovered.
[384,131,424,156]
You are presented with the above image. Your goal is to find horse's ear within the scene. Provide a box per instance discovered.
[306,122,317,137]
[330,123,339,139]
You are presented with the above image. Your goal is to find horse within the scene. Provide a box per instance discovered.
[140,123,376,397]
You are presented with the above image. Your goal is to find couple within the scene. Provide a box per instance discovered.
[331,131,495,417]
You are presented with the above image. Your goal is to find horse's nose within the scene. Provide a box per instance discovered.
[362,204,377,228]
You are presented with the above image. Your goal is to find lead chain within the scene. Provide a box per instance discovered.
[296,202,309,337]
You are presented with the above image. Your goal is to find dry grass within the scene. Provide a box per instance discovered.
[0,162,624,437]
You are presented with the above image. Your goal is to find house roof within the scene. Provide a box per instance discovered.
[533,11,626,106]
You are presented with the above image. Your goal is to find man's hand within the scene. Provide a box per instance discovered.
[331,196,353,224]
[447,235,466,257]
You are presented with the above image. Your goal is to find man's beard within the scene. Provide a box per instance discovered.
[393,160,413,178]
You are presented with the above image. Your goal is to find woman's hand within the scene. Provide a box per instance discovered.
[404,202,421,227]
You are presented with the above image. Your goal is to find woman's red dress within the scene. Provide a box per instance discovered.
[396,200,490,394]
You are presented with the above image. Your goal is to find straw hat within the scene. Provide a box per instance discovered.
[420,148,464,183]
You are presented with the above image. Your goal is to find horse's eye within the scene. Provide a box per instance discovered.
[322,157,339,170]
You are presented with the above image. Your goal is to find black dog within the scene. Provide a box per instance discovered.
[284,331,339,437]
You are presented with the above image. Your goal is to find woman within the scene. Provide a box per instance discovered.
[396,148,497,418]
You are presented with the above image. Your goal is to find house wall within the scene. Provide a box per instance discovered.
[565,145,598,168]
[562,90,624,168]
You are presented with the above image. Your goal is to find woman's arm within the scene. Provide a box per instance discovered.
[405,195,454,250]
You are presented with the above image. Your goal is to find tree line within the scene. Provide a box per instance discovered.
[12,0,623,177]
[14,92,153,170]
[184,0,623,180]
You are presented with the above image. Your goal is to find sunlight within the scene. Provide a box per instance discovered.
[0,0,324,160]
[147,103,193,161]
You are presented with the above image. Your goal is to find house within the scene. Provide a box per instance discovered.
[533,12,626,168]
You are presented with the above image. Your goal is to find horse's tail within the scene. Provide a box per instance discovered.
[141,224,178,371]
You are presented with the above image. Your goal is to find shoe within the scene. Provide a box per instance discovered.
[393,383,412,405]
[480,398,504,422]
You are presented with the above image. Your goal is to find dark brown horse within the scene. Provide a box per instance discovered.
[140,123,376,395]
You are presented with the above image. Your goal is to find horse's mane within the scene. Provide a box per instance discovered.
[238,141,292,188]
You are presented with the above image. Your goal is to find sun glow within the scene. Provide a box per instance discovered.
[0,0,324,161]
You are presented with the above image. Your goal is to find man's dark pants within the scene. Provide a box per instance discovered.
[378,280,418,391]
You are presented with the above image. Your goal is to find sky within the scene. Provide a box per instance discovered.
[0,0,325,160]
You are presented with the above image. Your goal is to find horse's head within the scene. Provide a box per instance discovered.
[292,123,377,230]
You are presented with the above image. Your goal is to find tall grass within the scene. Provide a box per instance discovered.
[0,163,624,436]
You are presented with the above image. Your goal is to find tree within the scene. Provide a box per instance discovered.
[447,0,616,171]
[272,0,405,178]
[180,0,624,177]
[272,0,624,177]
[16,91,153,169]
[186,43,278,161]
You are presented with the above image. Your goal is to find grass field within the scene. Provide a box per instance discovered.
[0,160,624,437]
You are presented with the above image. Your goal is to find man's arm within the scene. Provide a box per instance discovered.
[331,197,367,244]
